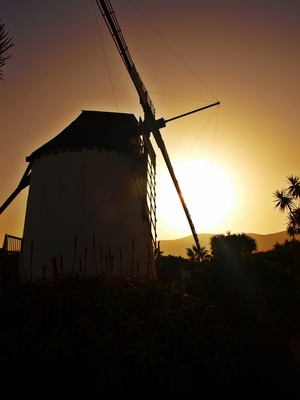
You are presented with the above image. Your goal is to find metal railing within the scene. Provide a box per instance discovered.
[0,234,22,293]
[2,234,22,254]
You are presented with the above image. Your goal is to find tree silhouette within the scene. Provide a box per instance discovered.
[210,232,257,257]
[186,245,210,262]
[0,20,15,80]
[273,174,300,237]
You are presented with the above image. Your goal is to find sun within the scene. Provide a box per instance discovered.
[156,159,235,238]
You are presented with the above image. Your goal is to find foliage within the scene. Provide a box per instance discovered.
[0,20,15,80]
[182,239,300,396]
[0,273,238,398]
[144,239,300,396]
[155,254,189,283]
[256,239,300,275]
[2,232,300,397]
[186,244,211,262]
[210,232,257,257]
[273,174,300,237]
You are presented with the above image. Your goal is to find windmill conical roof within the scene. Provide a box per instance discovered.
[26,110,139,162]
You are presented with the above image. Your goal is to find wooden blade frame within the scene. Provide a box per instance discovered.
[0,163,32,215]
[96,0,221,252]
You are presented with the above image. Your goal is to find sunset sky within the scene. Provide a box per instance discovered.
[1,0,299,244]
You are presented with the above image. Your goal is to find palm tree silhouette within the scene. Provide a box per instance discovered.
[186,245,210,263]
[273,174,300,237]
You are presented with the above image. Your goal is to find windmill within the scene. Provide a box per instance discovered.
[0,0,219,282]
[95,1,219,247]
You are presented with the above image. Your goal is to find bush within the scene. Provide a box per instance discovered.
[0,273,238,398]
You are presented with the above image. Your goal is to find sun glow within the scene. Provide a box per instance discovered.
[156,159,235,238]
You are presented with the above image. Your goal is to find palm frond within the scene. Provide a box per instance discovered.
[287,174,300,198]
[273,189,293,211]
[0,20,15,80]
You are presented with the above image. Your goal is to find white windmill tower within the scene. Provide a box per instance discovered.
[0,0,219,282]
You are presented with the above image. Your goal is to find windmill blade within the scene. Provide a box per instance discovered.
[140,115,202,250]
[0,163,32,215]
[95,0,217,251]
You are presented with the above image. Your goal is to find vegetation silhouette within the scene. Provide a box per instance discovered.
[274,174,300,237]
[0,273,237,398]
[157,232,300,397]
[0,20,14,80]
[1,231,300,398]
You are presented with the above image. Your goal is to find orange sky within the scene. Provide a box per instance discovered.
[1,0,299,244]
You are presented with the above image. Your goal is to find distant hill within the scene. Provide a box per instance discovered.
[159,231,290,258]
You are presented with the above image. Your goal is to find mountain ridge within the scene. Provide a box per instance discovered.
[159,231,290,258]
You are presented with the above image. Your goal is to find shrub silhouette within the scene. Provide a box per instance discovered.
[0,273,237,398]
